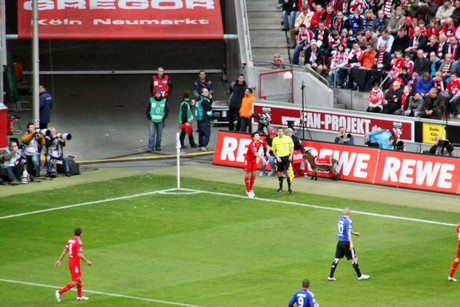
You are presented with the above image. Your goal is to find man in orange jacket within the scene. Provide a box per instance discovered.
[240,88,256,133]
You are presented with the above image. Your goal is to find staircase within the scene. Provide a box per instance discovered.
[246,1,350,109]
[246,0,291,64]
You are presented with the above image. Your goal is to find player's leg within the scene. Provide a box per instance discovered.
[285,159,293,193]
[352,249,370,280]
[276,160,284,192]
[448,255,460,281]
[243,160,251,194]
[76,278,89,300]
[329,242,345,280]
[249,168,256,195]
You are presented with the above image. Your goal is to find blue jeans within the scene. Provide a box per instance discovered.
[25,153,41,177]
[197,121,211,148]
[282,11,298,29]
[46,154,69,173]
[330,69,345,86]
[148,121,163,150]
[261,155,276,173]
[292,45,304,65]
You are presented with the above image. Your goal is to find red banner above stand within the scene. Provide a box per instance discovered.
[17,0,224,40]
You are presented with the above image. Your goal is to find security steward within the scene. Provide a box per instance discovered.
[271,127,294,194]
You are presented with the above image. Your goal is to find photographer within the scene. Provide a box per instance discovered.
[253,107,272,136]
[45,127,72,177]
[429,135,454,157]
[334,126,354,145]
[22,123,46,178]
[1,140,25,185]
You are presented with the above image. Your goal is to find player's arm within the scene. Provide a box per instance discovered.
[264,144,271,158]
[55,248,68,267]
[78,252,92,266]
[352,231,360,236]
[289,142,294,161]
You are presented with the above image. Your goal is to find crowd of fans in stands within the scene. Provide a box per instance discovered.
[280,0,460,119]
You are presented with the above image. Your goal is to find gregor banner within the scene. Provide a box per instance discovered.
[17,0,224,40]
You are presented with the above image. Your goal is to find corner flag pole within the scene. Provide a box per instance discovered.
[176,132,181,189]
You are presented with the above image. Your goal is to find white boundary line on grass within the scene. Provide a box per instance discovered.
[1,187,456,227]
[181,188,458,227]
[0,188,181,220]
[0,278,203,307]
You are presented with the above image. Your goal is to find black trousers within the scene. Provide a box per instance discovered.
[228,106,241,132]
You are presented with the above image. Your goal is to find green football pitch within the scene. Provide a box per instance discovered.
[1,175,459,306]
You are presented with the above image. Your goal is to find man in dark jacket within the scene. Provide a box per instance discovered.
[413,49,431,76]
[39,84,53,129]
[228,74,247,132]
[383,81,404,114]
[420,88,446,119]
[193,70,214,99]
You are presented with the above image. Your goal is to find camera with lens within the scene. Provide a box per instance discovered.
[252,107,272,135]
[252,108,272,126]
[36,128,51,136]
[57,133,72,141]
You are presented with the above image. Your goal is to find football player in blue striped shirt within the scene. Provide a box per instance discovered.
[328,208,370,281]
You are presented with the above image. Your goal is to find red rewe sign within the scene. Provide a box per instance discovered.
[17,0,224,40]
[213,131,460,194]
[253,103,415,141]
[374,151,460,194]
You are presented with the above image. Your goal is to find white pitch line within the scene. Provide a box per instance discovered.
[0,188,180,220]
[185,189,458,227]
[1,187,456,227]
[0,278,203,307]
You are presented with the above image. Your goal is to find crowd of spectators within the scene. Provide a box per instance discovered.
[281,0,460,119]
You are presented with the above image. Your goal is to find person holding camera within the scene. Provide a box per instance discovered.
[240,88,256,133]
[1,140,25,185]
[334,126,354,145]
[22,123,46,178]
[429,134,454,157]
[146,89,169,152]
[45,127,71,177]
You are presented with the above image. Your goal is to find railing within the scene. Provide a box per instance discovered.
[252,60,330,88]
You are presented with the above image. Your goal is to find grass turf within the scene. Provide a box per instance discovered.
[1,174,459,306]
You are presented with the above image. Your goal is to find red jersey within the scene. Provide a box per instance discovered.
[65,236,83,265]
[245,139,268,161]
[456,223,460,240]
[152,75,170,97]
[390,58,405,76]
[446,79,460,96]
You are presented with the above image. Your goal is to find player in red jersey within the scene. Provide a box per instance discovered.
[244,132,270,198]
[55,228,92,302]
[448,223,460,281]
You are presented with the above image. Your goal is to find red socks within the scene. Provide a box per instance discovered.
[244,175,250,192]
[77,281,83,297]
[449,261,459,278]
[249,175,256,191]
[59,282,75,294]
